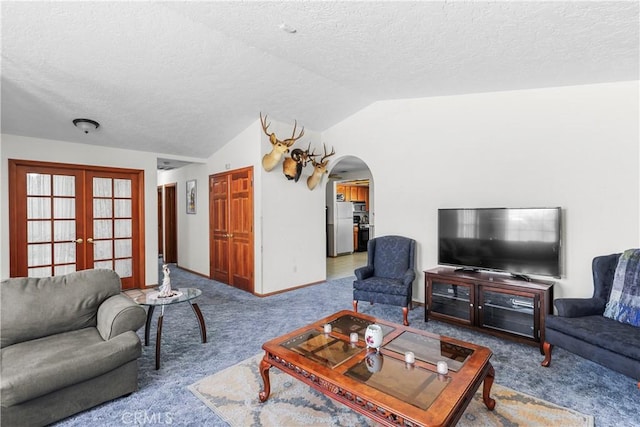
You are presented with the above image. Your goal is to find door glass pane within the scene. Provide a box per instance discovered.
[53,175,75,196]
[54,242,76,264]
[27,197,51,219]
[114,219,132,238]
[28,220,52,243]
[94,199,113,218]
[93,178,112,197]
[114,199,131,218]
[28,243,52,266]
[94,220,113,239]
[54,264,76,276]
[115,259,132,278]
[29,266,52,277]
[54,220,76,241]
[53,198,75,219]
[94,260,113,270]
[115,239,132,258]
[27,173,51,196]
[114,179,131,197]
[94,240,113,260]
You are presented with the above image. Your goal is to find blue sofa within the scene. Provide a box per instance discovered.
[541,253,640,388]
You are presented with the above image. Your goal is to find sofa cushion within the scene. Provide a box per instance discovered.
[1,269,121,348]
[546,314,640,360]
[0,327,141,406]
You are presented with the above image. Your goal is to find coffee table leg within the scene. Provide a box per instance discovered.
[258,355,272,402]
[190,302,207,343]
[144,305,155,346]
[483,362,496,410]
[155,312,163,370]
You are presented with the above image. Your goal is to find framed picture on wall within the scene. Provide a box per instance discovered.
[186,179,197,214]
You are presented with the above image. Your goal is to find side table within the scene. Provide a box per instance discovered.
[135,287,207,369]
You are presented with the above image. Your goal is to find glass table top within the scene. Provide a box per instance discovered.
[345,353,450,410]
[134,288,202,306]
[383,331,474,372]
[280,330,362,368]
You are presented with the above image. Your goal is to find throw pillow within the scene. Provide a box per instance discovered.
[603,249,640,327]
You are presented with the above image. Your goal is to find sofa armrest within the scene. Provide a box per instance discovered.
[355,266,374,281]
[554,297,606,317]
[97,294,146,341]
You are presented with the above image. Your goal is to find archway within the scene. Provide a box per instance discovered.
[324,156,374,280]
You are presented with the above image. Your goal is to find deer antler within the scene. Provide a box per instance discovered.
[260,112,277,146]
[319,144,336,163]
[281,120,304,147]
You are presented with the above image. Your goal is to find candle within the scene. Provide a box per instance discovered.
[404,351,415,364]
[436,361,448,375]
[323,323,332,334]
[350,332,359,343]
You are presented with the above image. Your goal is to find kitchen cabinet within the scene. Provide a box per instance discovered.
[336,184,346,200]
[425,267,554,353]
[357,187,369,210]
[350,186,359,202]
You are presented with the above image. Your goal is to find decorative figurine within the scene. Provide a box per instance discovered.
[159,264,173,297]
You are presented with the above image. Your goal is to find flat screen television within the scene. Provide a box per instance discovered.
[438,207,562,279]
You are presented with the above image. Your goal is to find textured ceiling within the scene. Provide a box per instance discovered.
[2,1,638,161]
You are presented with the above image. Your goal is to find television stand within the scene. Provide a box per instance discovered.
[425,267,554,353]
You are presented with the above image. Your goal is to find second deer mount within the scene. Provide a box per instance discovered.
[259,113,336,190]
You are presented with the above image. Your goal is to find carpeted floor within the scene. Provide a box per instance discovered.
[189,353,594,427]
[55,264,639,426]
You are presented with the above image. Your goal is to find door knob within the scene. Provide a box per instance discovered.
[87,238,95,244]
[74,238,83,244]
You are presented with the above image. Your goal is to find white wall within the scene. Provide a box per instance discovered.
[323,81,640,302]
[0,134,162,285]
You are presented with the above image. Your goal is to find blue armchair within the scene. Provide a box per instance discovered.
[353,235,416,326]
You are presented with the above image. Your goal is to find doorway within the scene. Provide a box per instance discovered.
[326,156,373,277]
[8,159,145,289]
[209,166,254,292]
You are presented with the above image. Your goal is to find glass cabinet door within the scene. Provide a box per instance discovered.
[479,288,537,339]
[429,281,473,323]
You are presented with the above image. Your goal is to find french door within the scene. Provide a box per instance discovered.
[209,167,254,293]
[9,160,145,289]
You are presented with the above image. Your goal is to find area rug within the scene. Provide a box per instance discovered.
[189,354,594,427]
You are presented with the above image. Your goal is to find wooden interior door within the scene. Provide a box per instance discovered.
[163,184,177,263]
[157,187,164,258]
[9,159,145,289]
[209,167,254,292]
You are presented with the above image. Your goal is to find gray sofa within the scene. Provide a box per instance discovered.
[1,269,147,426]
[541,253,640,388]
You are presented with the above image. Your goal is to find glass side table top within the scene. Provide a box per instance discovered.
[134,288,202,306]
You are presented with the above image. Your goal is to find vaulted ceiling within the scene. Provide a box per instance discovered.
[2,1,638,162]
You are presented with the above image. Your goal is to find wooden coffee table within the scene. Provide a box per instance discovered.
[259,310,494,427]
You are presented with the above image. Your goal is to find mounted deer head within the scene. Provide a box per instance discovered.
[283,142,317,182]
[307,144,335,190]
[260,113,305,172]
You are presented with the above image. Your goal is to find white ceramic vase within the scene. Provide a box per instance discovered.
[365,324,383,351]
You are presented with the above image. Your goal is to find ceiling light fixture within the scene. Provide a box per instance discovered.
[72,118,100,134]
[279,23,297,34]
